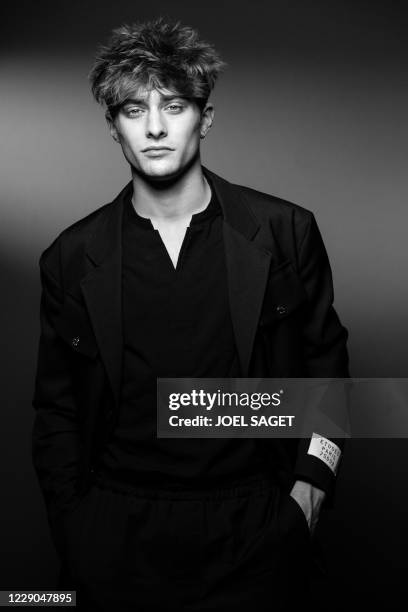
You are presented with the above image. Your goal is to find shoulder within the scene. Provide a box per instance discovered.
[38,199,113,283]
[235,181,313,219]
[233,180,315,241]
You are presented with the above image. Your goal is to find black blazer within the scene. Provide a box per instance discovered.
[31,165,349,556]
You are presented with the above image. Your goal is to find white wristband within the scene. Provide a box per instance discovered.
[307,433,342,475]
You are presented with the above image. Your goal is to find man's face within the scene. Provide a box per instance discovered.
[108,87,213,180]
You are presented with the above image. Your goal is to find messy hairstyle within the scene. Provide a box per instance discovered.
[88,16,227,118]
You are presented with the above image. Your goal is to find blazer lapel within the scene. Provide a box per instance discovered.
[223,227,272,376]
[79,182,132,412]
[202,166,284,376]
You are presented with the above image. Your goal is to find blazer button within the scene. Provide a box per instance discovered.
[71,336,80,347]
[276,304,287,315]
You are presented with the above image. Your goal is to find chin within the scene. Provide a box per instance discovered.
[139,160,183,181]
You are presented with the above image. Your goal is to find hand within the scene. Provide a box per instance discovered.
[289,480,326,536]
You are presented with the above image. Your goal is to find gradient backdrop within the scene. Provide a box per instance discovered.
[2,0,407,606]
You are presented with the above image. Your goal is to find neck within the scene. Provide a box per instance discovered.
[130,158,211,222]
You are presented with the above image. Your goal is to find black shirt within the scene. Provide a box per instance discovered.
[97,181,265,487]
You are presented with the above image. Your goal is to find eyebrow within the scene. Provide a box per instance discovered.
[123,95,185,105]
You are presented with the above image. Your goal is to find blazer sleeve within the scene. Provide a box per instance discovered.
[293,211,350,507]
[31,255,84,553]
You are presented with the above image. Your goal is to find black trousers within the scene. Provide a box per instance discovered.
[58,473,324,611]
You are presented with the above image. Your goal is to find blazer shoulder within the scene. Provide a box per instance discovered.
[38,200,112,284]
[234,182,315,240]
[236,182,313,219]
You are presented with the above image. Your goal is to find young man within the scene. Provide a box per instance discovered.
[32,16,349,611]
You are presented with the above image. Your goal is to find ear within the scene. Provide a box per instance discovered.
[105,110,120,143]
[199,102,215,139]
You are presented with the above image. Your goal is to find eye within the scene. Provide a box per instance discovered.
[166,104,184,112]
[126,108,143,117]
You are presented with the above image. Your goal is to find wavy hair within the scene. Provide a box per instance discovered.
[88,16,227,116]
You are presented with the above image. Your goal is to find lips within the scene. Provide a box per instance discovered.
[142,147,173,152]
[143,148,173,157]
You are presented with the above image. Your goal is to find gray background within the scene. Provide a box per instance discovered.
[2,0,407,605]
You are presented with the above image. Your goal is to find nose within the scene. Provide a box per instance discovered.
[146,108,167,139]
